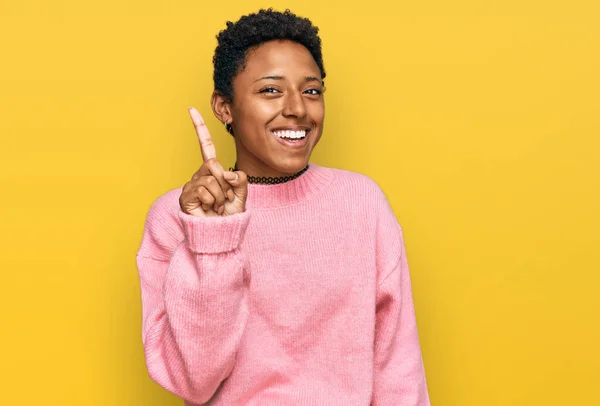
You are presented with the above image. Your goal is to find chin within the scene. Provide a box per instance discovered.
[273,159,310,174]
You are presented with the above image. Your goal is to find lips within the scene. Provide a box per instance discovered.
[272,129,307,140]
[270,128,310,149]
[270,126,311,132]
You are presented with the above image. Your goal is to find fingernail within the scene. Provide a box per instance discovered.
[217,206,224,215]
[228,190,235,202]
[223,171,238,181]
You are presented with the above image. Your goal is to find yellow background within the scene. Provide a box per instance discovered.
[1,0,599,404]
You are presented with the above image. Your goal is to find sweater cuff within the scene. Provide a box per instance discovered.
[177,210,251,254]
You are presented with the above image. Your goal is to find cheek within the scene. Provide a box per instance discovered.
[309,102,325,124]
[239,99,279,127]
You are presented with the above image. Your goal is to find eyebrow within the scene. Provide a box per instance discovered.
[254,75,323,84]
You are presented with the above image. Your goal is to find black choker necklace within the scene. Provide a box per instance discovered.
[229,164,309,185]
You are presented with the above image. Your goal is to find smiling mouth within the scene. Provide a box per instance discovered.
[271,129,309,141]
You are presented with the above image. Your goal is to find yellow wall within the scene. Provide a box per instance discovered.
[1,1,599,404]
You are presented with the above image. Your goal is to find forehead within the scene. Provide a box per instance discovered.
[240,39,320,78]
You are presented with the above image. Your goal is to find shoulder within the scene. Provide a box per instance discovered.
[144,187,184,224]
[325,165,395,214]
[322,165,405,273]
[137,187,185,259]
[327,166,385,193]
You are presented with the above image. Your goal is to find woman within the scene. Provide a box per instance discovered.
[137,8,430,405]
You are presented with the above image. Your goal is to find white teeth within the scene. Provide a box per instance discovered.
[273,130,307,139]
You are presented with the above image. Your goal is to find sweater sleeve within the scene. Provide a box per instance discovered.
[136,191,251,404]
[371,187,430,405]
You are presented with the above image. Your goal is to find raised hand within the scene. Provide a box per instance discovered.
[179,107,248,217]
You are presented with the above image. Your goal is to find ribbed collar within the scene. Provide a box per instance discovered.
[245,162,334,210]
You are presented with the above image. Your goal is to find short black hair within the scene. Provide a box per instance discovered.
[213,8,326,104]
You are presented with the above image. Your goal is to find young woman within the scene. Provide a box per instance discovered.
[137,8,430,405]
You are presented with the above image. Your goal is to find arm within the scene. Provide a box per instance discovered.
[136,193,250,404]
[370,183,430,405]
[372,232,430,405]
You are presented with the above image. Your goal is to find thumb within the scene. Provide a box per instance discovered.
[223,170,248,199]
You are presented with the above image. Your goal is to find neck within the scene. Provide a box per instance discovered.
[234,141,308,178]
[234,165,310,185]
[243,162,334,209]
[235,161,297,178]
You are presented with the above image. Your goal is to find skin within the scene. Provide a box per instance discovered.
[212,38,325,178]
[179,108,247,217]
[180,39,325,217]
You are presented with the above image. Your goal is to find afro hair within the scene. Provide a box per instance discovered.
[212,8,326,105]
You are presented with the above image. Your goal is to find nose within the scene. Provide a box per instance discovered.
[282,89,306,118]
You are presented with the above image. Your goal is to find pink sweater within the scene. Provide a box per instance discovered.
[136,163,430,405]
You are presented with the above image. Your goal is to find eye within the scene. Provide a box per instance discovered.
[259,87,280,93]
[304,87,326,96]
[304,88,322,95]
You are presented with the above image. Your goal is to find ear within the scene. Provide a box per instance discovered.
[211,91,232,124]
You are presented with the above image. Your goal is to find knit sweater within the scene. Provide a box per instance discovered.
[136,162,430,405]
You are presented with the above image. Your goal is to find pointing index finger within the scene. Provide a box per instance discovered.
[188,107,216,162]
